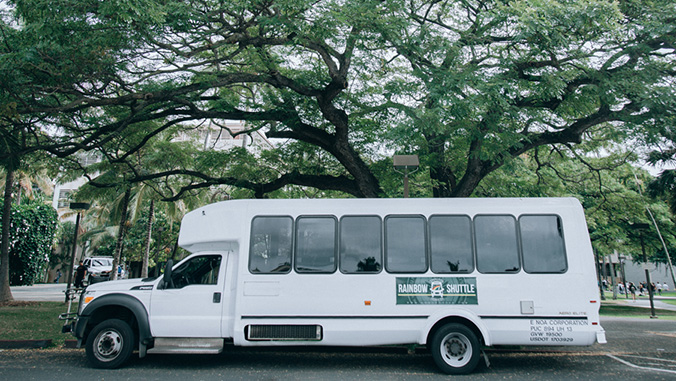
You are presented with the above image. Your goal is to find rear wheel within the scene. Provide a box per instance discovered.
[430,323,480,375]
[85,319,134,369]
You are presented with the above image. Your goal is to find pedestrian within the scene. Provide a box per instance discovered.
[629,282,637,301]
[54,268,62,283]
[657,282,662,296]
[74,261,87,288]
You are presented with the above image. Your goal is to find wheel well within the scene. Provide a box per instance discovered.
[426,316,485,346]
[83,305,139,347]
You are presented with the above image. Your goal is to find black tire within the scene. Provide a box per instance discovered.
[85,319,135,369]
[430,323,481,375]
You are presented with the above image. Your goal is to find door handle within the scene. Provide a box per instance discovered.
[213,292,221,303]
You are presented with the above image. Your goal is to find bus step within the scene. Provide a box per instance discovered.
[147,338,224,354]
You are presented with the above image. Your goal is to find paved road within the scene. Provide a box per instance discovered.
[0,318,675,380]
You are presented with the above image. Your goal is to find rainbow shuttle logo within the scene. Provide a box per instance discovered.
[396,277,478,305]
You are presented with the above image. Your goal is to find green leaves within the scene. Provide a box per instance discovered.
[507,0,623,47]
[0,198,58,286]
[0,0,673,201]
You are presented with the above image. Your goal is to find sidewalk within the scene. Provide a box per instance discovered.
[603,293,676,311]
[9,283,69,302]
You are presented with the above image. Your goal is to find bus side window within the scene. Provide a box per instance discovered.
[339,216,382,273]
[249,216,293,274]
[520,215,567,273]
[475,215,520,273]
[295,216,337,273]
[385,215,427,273]
[429,215,474,273]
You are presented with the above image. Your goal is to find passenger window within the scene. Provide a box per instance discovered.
[249,216,293,274]
[429,215,474,273]
[475,215,520,273]
[295,216,337,273]
[168,255,221,289]
[340,216,382,273]
[520,215,567,273]
[385,216,427,273]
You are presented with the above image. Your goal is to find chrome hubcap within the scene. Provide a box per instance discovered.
[94,329,123,362]
[441,332,471,367]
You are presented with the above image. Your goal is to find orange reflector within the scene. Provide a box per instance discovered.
[84,296,94,304]
[364,301,371,306]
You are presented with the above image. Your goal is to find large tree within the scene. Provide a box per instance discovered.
[370,0,676,196]
[1,0,674,201]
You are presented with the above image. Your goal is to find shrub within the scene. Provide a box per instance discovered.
[0,198,58,285]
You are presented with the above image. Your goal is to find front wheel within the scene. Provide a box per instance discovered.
[85,319,134,369]
[430,323,481,375]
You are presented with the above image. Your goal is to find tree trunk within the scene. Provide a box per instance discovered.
[426,133,456,198]
[141,200,154,278]
[111,189,130,281]
[0,169,15,303]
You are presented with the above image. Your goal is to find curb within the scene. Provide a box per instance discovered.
[0,340,81,349]
[64,340,79,349]
[0,339,52,349]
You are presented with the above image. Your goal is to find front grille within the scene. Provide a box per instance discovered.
[246,325,323,341]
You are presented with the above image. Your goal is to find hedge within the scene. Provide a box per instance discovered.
[0,198,58,286]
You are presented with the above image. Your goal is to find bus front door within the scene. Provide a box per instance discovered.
[149,254,227,338]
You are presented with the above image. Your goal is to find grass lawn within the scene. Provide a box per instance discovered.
[0,301,77,347]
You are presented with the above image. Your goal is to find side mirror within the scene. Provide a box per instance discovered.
[162,260,174,288]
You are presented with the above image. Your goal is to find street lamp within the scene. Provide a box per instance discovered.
[393,155,419,198]
[632,222,657,318]
[64,202,90,303]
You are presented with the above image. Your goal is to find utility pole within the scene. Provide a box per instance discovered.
[64,202,89,303]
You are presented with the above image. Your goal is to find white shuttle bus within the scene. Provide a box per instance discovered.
[62,197,606,374]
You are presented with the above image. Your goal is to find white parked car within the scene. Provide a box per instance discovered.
[83,257,113,284]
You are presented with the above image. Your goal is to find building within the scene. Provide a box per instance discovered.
[599,250,676,291]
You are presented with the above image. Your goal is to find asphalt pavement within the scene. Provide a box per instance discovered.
[0,317,675,380]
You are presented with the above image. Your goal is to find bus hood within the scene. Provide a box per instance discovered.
[85,278,157,292]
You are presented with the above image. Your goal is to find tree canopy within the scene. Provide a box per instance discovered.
[0,0,673,199]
